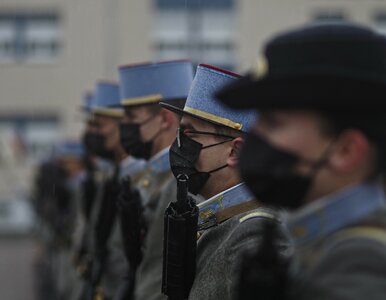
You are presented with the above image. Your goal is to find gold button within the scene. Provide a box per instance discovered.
[142,178,150,188]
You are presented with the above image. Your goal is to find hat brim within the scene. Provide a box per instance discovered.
[216,73,386,113]
[160,102,235,129]
[92,107,124,118]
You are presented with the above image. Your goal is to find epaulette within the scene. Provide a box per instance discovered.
[239,211,276,224]
[330,226,386,248]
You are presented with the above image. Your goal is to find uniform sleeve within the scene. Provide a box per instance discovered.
[134,178,176,300]
[224,217,289,300]
[291,238,386,300]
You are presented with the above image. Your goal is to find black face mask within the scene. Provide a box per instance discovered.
[169,129,232,195]
[239,132,330,210]
[82,131,115,161]
[83,131,94,154]
[119,114,160,160]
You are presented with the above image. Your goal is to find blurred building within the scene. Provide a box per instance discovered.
[0,0,385,158]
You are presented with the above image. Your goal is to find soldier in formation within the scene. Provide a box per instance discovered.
[217,22,386,300]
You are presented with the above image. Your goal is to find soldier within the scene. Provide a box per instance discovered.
[117,60,193,300]
[217,23,386,300]
[34,141,85,300]
[69,91,98,300]
[72,91,98,269]
[161,64,289,300]
[78,81,145,300]
[51,141,86,300]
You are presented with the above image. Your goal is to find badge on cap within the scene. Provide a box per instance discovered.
[253,54,269,80]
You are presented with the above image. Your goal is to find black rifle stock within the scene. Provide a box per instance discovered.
[73,164,96,274]
[79,166,120,300]
[114,176,145,300]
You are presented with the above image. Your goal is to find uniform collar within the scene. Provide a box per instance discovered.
[147,147,170,173]
[286,181,386,247]
[120,155,132,169]
[197,183,255,230]
[95,157,114,172]
[119,155,146,178]
[67,170,86,191]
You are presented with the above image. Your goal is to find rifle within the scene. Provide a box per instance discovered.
[114,176,146,300]
[81,158,97,222]
[162,174,198,300]
[79,165,120,300]
[236,220,289,300]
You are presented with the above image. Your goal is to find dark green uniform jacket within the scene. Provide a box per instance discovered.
[188,183,289,300]
[134,148,175,300]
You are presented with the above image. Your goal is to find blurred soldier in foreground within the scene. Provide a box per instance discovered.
[161,64,289,300]
[116,60,193,300]
[217,23,386,300]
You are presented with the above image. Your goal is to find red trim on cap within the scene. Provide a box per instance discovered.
[198,64,242,78]
[96,80,119,87]
[119,59,192,69]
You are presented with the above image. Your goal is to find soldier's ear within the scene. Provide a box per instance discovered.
[227,137,244,168]
[159,108,176,129]
[329,129,371,174]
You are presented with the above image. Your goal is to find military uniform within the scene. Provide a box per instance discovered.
[134,148,175,300]
[215,23,386,300]
[47,142,85,300]
[286,182,386,300]
[135,149,174,224]
[102,155,146,297]
[89,81,147,299]
[160,64,273,299]
[117,60,193,300]
[69,158,114,300]
[188,183,289,300]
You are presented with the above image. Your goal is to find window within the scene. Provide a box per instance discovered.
[0,13,61,63]
[153,0,236,70]
[0,114,59,163]
[311,10,346,24]
[156,0,234,10]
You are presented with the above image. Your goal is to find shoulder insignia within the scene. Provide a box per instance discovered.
[239,211,276,223]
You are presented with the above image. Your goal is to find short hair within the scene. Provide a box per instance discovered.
[140,98,187,115]
[213,123,245,140]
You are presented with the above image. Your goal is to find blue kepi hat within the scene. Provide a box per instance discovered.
[119,60,193,107]
[92,81,123,118]
[161,64,257,132]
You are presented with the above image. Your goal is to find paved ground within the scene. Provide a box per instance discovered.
[0,237,36,300]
